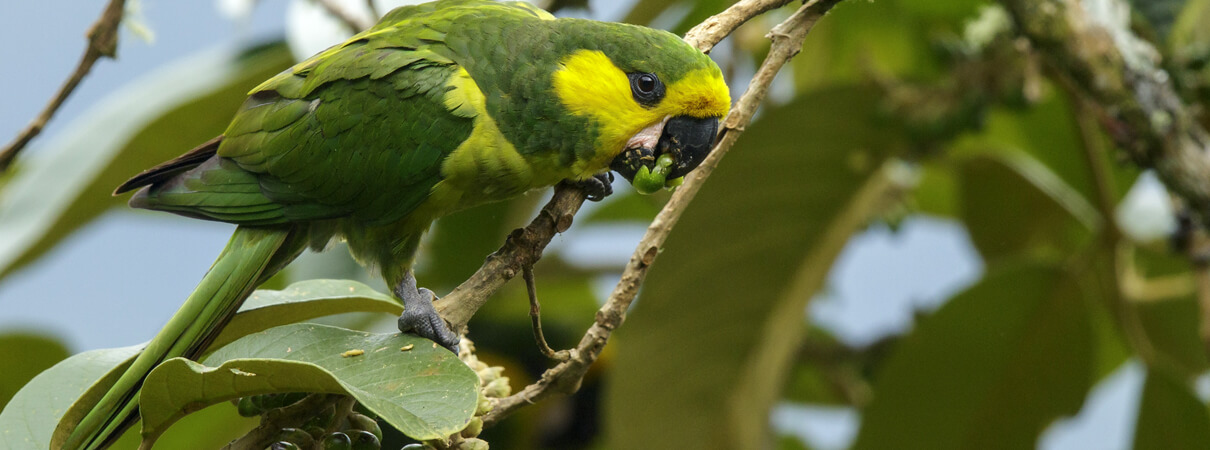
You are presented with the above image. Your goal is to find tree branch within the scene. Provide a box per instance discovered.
[999,0,1210,223]
[480,0,846,426]
[0,0,125,173]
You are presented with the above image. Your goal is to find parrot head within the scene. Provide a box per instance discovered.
[550,21,731,194]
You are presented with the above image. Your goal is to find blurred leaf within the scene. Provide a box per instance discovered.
[897,0,986,24]
[1131,0,1187,38]
[0,345,140,449]
[852,264,1094,450]
[0,333,70,410]
[1133,368,1210,449]
[912,163,959,217]
[606,87,902,449]
[622,0,680,27]
[957,151,1098,263]
[140,323,477,444]
[1170,0,1210,52]
[420,195,536,291]
[471,276,601,352]
[582,190,663,224]
[776,434,812,450]
[953,95,1140,206]
[0,42,293,282]
[210,279,404,351]
[795,0,942,93]
[268,242,382,292]
[1136,296,1208,375]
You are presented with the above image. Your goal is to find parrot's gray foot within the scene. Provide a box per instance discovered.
[573,173,614,202]
[394,272,459,353]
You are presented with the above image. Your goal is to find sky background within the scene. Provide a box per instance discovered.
[0,1,1157,448]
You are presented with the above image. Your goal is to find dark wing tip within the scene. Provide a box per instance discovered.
[113,136,224,196]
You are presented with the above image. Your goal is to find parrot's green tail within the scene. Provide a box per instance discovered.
[60,226,299,450]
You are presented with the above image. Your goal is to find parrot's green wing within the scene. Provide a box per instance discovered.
[122,0,559,226]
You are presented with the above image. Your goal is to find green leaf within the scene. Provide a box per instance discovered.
[605,87,901,449]
[1133,367,1210,449]
[582,190,663,224]
[0,333,70,410]
[1136,296,1209,376]
[0,42,293,282]
[0,345,140,449]
[957,151,1099,263]
[211,279,403,351]
[795,0,942,92]
[139,323,477,444]
[29,279,407,449]
[421,194,538,291]
[852,264,1095,450]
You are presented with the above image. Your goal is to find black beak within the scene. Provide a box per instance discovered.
[610,115,719,182]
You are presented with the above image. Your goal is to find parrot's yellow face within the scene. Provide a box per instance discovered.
[553,48,731,191]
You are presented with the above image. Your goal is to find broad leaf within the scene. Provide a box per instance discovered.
[852,264,1095,449]
[139,323,477,443]
[606,87,902,449]
[0,333,70,409]
[210,279,403,350]
[958,151,1098,263]
[0,345,140,449]
[35,279,406,448]
[1133,368,1210,449]
[0,42,292,281]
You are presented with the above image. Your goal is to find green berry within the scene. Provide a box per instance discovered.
[304,425,327,440]
[237,396,263,417]
[322,432,353,450]
[630,153,675,194]
[346,429,381,450]
[267,442,300,450]
[276,428,315,447]
[346,413,383,441]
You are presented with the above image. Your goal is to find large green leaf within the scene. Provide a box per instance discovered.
[0,42,293,281]
[1136,296,1209,376]
[957,151,1099,263]
[0,345,140,449]
[210,279,403,351]
[1133,368,1210,449]
[852,264,1095,449]
[22,279,405,449]
[795,0,942,93]
[138,323,477,444]
[605,87,902,449]
[0,333,70,410]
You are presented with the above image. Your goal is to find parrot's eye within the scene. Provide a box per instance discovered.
[628,72,665,107]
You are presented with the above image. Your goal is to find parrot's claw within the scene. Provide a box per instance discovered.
[574,172,614,202]
[394,273,459,353]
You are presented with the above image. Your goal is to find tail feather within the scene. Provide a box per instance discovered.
[59,226,297,450]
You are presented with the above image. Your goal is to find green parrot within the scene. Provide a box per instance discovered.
[65,0,729,447]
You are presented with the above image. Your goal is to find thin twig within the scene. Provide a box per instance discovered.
[314,0,373,33]
[523,265,567,361]
[683,0,798,52]
[482,0,846,426]
[0,0,126,173]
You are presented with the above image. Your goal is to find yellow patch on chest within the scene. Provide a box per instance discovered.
[430,68,556,213]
